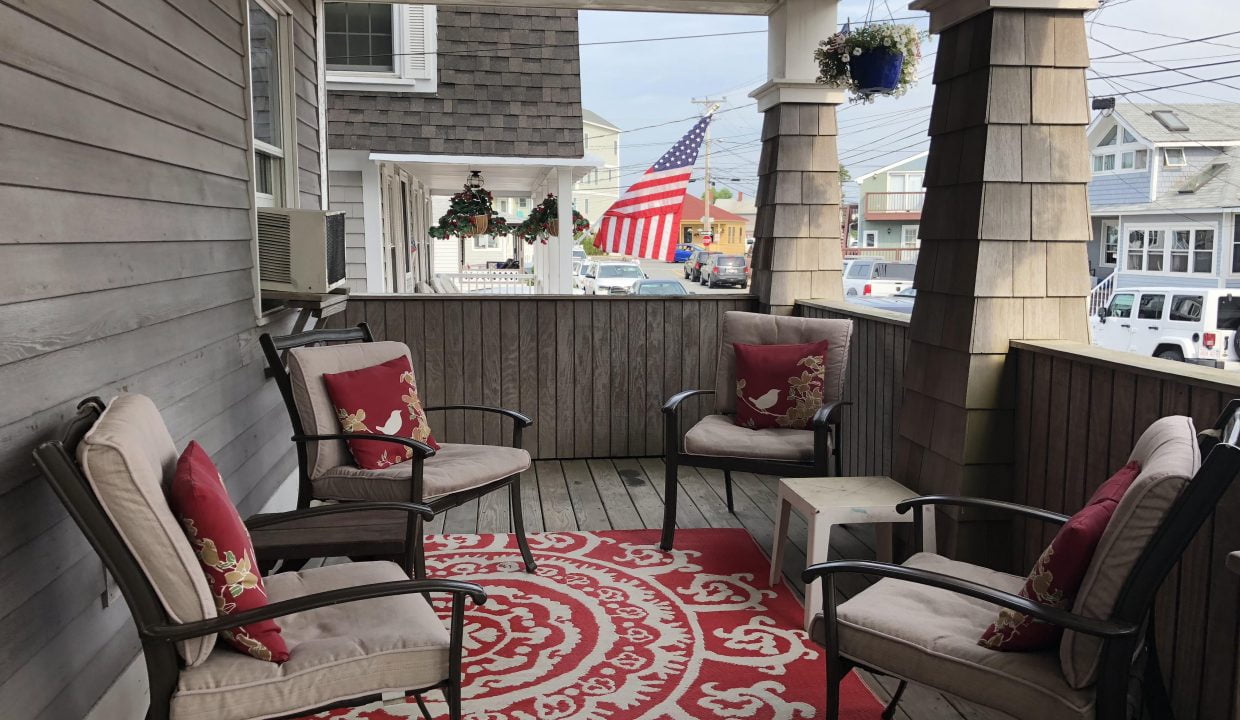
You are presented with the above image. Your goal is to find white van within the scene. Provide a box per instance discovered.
[1092,287,1240,367]
[842,258,916,297]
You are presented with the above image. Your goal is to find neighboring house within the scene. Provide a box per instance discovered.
[680,194,748,255]
[712,192,757,241]
[577,109,622,226]
[852,151,927,251]
[1086,103,1240,304]
[326,3,592,293]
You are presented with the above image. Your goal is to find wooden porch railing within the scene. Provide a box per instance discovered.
[323,294,757,459]
[1012,340,1240,720]
[863,191,925,218]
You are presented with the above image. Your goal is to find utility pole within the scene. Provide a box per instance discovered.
[691,98,723,246]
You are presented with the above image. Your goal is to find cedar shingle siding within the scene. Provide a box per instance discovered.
[328,7,584,158]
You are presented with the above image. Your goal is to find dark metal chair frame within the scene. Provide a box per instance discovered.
[660,390,849,550]
[33,398,487,720]
[260,323,537,579]
[804,400,1240,720]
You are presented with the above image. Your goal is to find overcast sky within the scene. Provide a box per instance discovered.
[577,0,1240,203]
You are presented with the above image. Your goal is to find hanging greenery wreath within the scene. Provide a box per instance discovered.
[516,193,591,245]
[427,184,510,239]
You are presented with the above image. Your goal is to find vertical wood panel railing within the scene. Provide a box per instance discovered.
[795,300,909,478]
[324,294,758,459]
[1011,340,1240,720]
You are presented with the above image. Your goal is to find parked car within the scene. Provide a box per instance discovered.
[1092,287,1240,367]
[572,259,591,293]
[684,249,721,281]
[672,243,699,264]
[842,259,916,297]
[700,254,749,289]
[571,246,587,263]
[847,287,916,313]
[584,261,647,294]
[624,279,690,296]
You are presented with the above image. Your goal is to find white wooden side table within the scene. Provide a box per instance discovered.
[769,475,936,630]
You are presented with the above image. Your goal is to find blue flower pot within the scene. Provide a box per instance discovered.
[849,48,904,95]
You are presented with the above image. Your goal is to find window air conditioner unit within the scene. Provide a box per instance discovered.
[256,208,346,293]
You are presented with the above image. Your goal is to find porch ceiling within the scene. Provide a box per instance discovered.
[346,0,779,15]
[369,153,600,196]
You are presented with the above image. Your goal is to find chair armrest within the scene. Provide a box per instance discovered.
[142,579,488,642]
[424,404,533,428]
[662,389,715,415]
[292,433,436,459]
[245,501,434,530]
[896,495,1070,526]
[802,560,1137,640]
[812,400,851,429]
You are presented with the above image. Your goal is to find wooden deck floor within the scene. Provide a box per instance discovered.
[430,458,1001,720]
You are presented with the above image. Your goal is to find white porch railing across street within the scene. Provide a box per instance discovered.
[1088,272,1115,318]
[434,270,537,294]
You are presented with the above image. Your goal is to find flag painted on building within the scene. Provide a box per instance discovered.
[593,114,713,261]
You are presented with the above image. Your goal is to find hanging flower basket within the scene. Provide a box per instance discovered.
[815,23,922,103]
[517,194,590,244]
[470,214,490,236]
[428,184,508,239]
[547,219,560,237]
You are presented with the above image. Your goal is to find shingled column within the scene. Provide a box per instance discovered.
[750,0,846,315]
[895,0,1096,561]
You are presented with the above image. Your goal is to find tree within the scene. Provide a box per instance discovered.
[840,165,851,183]
[702,186,733,201]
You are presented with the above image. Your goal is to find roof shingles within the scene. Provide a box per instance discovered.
[328,6,583,159]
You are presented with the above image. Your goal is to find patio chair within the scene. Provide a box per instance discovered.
[803,403,1240,720]
[261,323,536,578]
[661,311,853,550]
[33,395,486,720]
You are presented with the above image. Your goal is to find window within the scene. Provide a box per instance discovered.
[1233,221,1240,274]
[1108,293,1134,318]
[1169,295,1203,322]
[1152,110,1189,132]
[326,3,392,71]
[248,0,291,208]
[1092,123,1146,174]
[1218,296,1240,330]
[325,3,437,92]
[1093,154,1116,172]
[518,198,529,209]
[1098,126,1118,146]
[1120,149,1148,170]
[473,235,499,249]
[1121,128,1137,144]
[1124,225,1215,274]
[847,261,872,279]
[1137,293,1165,320]
[863,231,877,247]
[1164,148,1186,166]
[874,263,917,280]
[1102,222,1119,264]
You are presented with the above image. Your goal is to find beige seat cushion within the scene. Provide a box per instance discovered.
[816,553,1095,720]
[1060,415,1199,689]
[315,442,532,502]
[77,394,217,666]
[171,561,450,720]
[714,311,852,415]
[683,413,817,463]
[286,341,413,480]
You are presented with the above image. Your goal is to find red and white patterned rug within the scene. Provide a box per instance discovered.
[302,529,883,719]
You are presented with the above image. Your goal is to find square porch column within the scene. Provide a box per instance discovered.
[895,0,1097,561]
[750,0,846,315]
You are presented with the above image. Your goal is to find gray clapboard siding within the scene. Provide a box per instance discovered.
[0,0,322,715]
[328,170,369,291]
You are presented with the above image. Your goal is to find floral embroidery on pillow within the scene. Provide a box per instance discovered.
[322,355,440,470]
[182,518,278,662]
[733,340,830,430]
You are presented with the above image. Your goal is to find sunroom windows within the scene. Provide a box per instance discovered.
[1124,225,1215,275]
[1091,122,1147,174]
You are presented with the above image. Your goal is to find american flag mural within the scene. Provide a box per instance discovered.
[593,113,713,261]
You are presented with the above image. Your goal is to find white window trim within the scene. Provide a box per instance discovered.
[1163,148,1187,167]
[1090,118,1150,176]
[1120,221,1219,276]
[1100,220,1119,266]
[863,230,878,247]
[325,4,437,93]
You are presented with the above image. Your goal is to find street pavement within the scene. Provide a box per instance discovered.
[635,256,749,295]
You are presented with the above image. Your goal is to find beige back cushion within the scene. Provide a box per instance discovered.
[714,311,853,415]
[1059,415,1199,689]
[287,341,413,479]
[76,393,217,666]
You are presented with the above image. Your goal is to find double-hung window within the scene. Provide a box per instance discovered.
[248,0,293,208]
[1102,222,1119,265]
[325,2,437,92]
[1124,224,1215,275]
[1091,123,1148,174]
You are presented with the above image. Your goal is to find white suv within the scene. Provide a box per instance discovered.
[583,261,646,295]
[1092,287,1240,367]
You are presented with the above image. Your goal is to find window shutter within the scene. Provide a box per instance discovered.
[402,5,436,81]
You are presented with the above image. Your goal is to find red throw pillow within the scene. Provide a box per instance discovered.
[321,355,439,470]
[170,442,289,663]
[733,340,830,430]
[979,461,1142,651]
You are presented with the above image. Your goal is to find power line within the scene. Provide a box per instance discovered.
[1088,34,1240,93]
[1090,72,1240,97]
[1089,57,1240,81]
[1089,27,1240,59]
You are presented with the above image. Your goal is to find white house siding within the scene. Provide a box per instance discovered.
[0,1,321,717]
[328,170,369,292]
[1088,170,1150,206]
